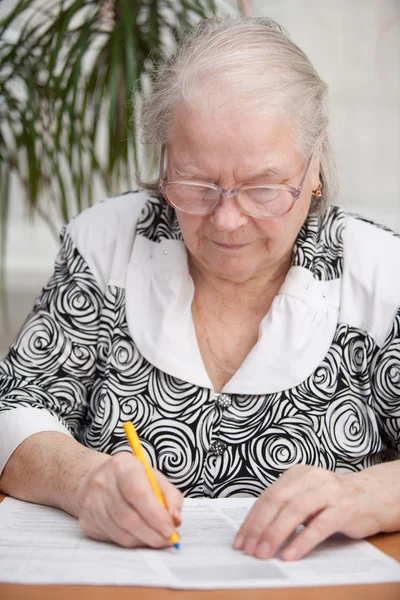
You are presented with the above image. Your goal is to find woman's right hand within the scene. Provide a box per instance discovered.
[77,452,183,548]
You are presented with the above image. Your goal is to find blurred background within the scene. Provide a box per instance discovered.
[0,0,399,357]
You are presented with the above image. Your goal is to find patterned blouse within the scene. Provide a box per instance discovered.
[0,191,399,497]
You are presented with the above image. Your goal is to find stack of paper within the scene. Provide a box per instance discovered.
[0,497,399,589]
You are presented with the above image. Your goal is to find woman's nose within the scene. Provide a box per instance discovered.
[208,194,249,232]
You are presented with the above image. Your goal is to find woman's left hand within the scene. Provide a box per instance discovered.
[233,462,400,561]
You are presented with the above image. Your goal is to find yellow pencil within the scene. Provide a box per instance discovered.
[123,422,180,549]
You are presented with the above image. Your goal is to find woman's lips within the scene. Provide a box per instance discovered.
[212,241,250,249]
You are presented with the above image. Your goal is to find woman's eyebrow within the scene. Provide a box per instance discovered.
[175,165,284,182]
[175,167,212,181]
[244,166,283,181]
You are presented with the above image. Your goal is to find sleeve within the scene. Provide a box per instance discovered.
[370,308,400,456]
[0,225,104,473]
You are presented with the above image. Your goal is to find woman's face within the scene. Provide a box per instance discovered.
[167,104,320,284]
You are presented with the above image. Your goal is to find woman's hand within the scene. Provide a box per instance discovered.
[233,462,400,561]
[78,452,183,548]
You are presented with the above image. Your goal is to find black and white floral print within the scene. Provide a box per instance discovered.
[0,194,399,497]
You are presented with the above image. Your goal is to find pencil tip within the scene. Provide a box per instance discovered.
[173,543,180,550]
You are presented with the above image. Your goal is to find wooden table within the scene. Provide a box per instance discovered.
[1,493,399,600]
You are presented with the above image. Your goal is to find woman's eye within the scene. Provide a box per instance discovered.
[246,188,280,202]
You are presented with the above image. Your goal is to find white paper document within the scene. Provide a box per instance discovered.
[0,497,399,589]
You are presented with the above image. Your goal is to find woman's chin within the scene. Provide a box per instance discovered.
[203,255,261,283]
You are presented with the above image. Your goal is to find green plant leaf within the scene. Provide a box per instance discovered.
[0,0,220,305]
[0,160,10,325]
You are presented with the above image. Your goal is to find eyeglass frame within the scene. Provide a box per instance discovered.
[158,144,315,220]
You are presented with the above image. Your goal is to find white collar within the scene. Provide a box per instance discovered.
[125,201,343,393]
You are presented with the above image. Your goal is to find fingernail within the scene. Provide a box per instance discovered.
[233,533,244,550]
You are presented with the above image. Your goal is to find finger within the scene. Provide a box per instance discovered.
[280,506,341,561]
[78,453,176,548]
[233,493,282,554]
[79,502,137,547]
[277,464,315,482]
[79,481,141,547]
[234,469,321,552]
[80,477,174,550]
[116,457,176,540]
[103,491,174,549]
[96,502,144,547]
[154,470,184,525]
[82,509,161,549]
[253,488,329,559]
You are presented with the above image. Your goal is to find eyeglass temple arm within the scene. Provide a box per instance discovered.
[297,152,314,193]
[159,144,166,184]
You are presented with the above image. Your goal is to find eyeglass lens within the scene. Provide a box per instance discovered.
[164,183,294,218]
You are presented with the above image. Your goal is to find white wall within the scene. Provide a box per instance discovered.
[1,0,399,356]
[251,0,400,226]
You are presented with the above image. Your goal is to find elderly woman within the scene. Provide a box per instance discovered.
[0,16,399,562]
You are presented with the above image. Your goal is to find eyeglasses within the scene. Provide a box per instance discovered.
[158,145,314,220]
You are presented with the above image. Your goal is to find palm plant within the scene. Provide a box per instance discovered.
[0,0,235,304]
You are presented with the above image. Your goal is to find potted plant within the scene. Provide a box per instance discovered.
[0,0,239,307]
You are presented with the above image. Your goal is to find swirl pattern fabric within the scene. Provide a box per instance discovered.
[0,195,399,497]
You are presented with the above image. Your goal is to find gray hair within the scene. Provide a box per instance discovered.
[139,16,338,213]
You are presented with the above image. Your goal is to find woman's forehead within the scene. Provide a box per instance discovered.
[169,105,299,178]
[172,101,289,137]
[170,103,295,154]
